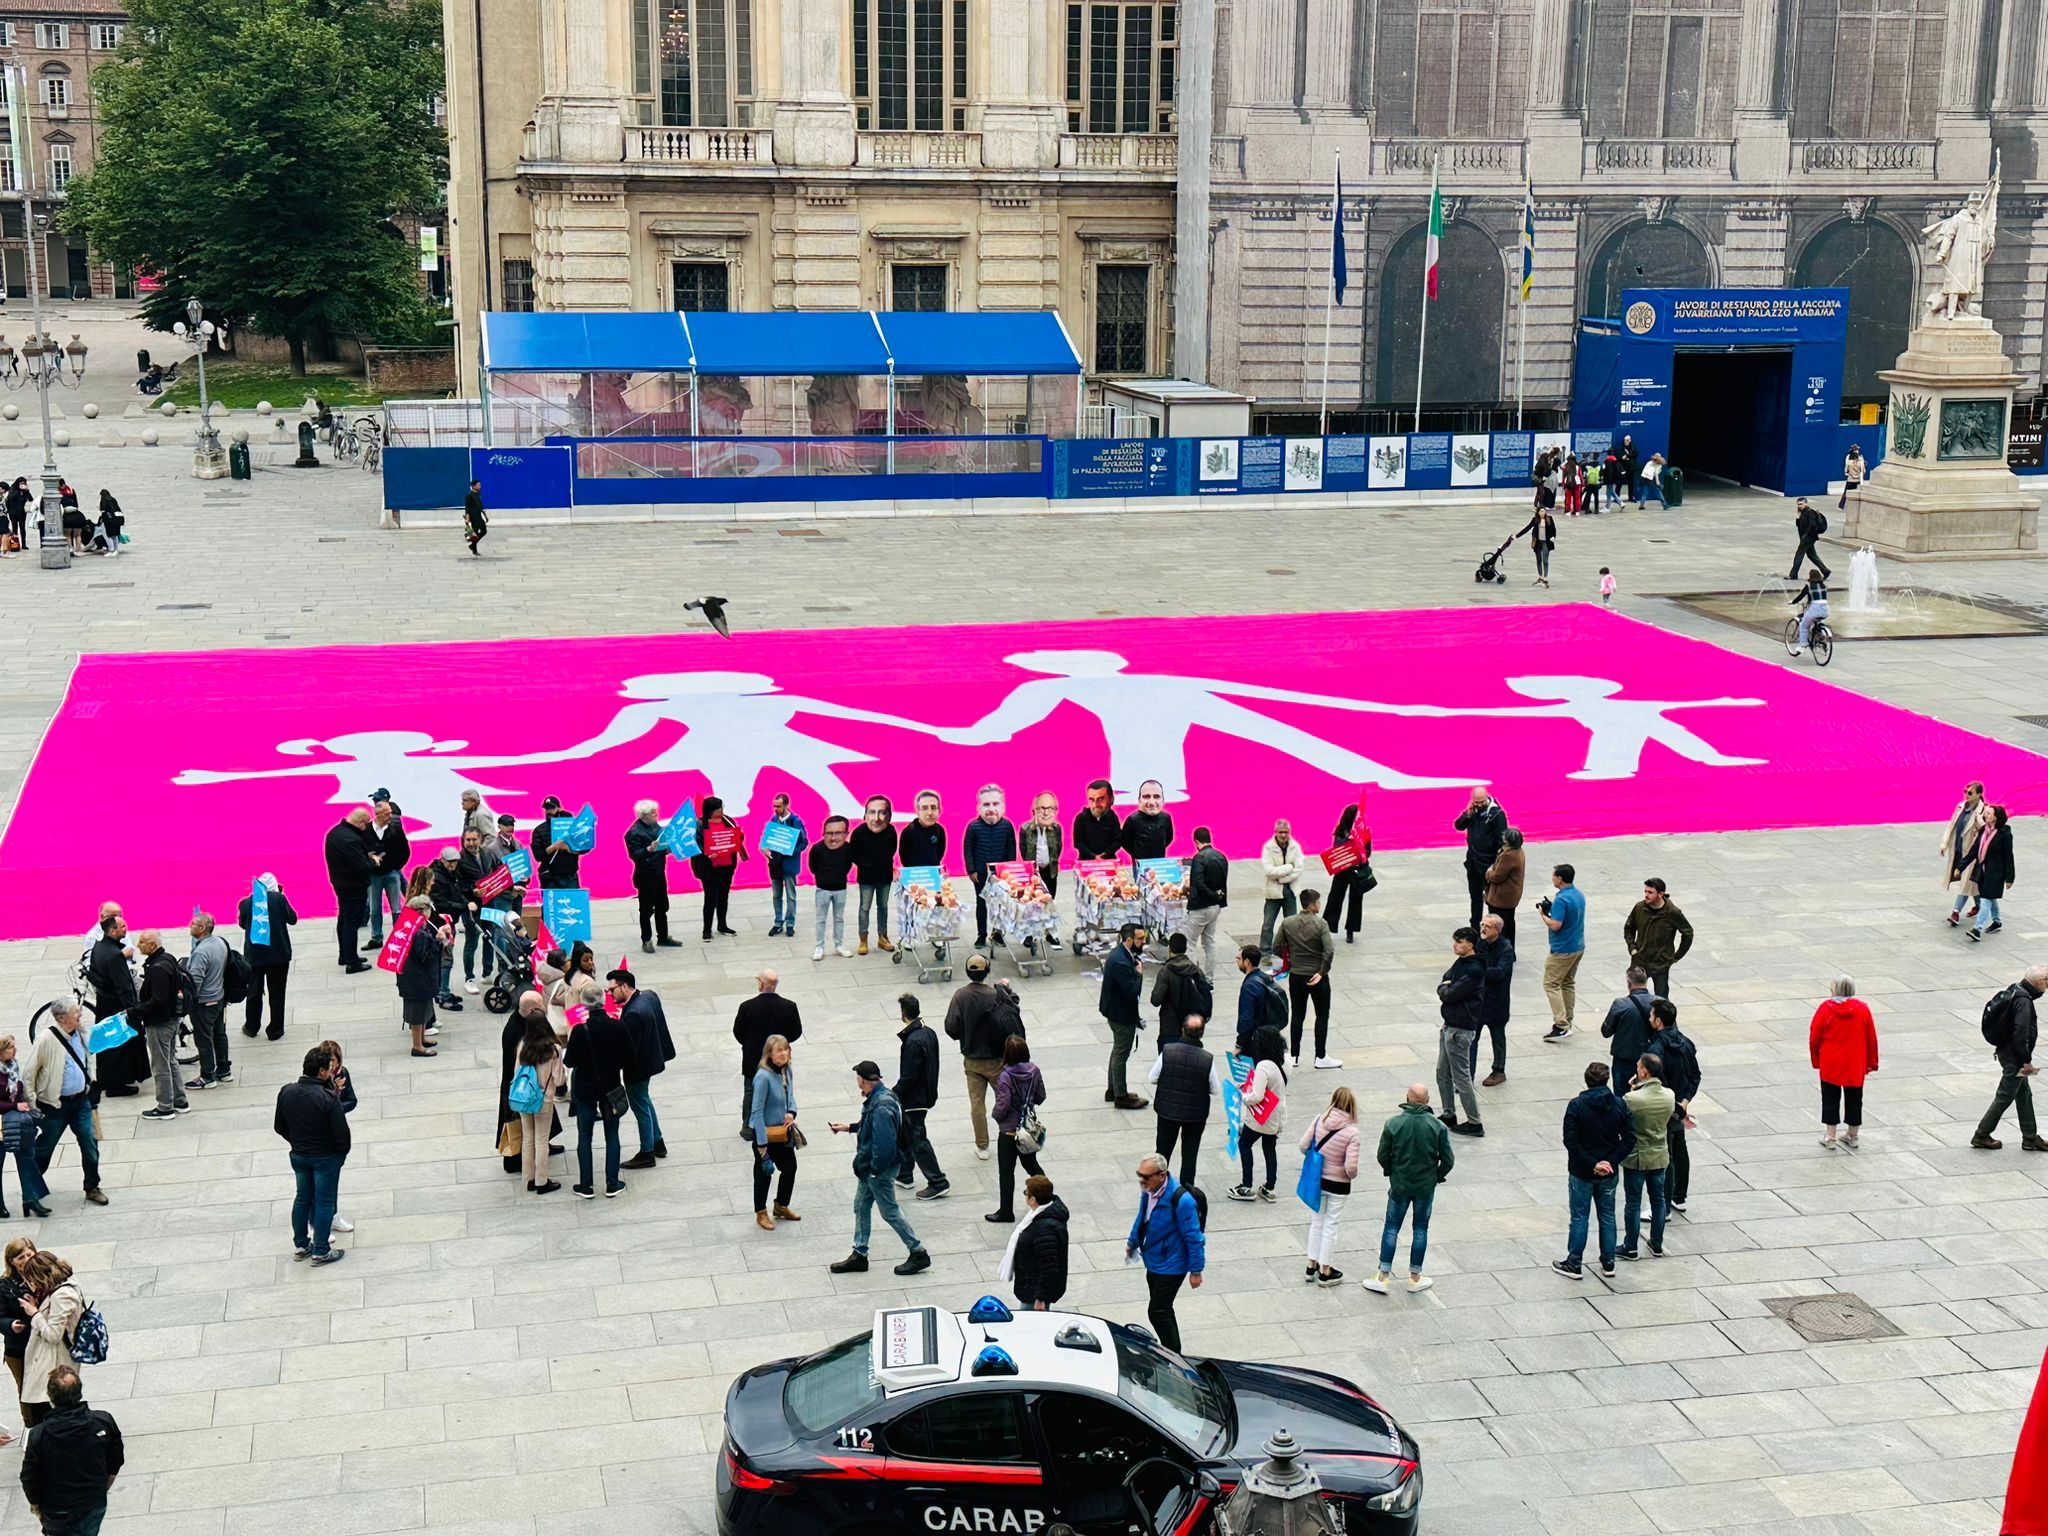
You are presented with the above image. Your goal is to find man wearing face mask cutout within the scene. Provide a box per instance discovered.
[1121,780,1175,862]
[962,785,1019,951]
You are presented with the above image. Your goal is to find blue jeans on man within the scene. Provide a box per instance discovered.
[1623,1165,1667,1256]
[852,1173,922,1256]
[770,873,798,933]
[1567,1171,1618,1268]
[0,1131,49,1211]
[625,1077,661,1156]
[1378,1190,1434,1273]
[367,870,405,944]
[574,1095,624,1192]
[33,1092,100,1194]
[290,1151,343,1257]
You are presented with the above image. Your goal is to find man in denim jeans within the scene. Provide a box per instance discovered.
[809,816,856,962]
[828,1061,931,1277]
[610,969,673,1172]
[364,797,410,947]
[1620,1054,1676,1260]
[1553,1061,1634,1280]
[28,1000,102,1209]
[1363,1084,1453,1295]
[272,1043,349,1265]
[763,793,808,938]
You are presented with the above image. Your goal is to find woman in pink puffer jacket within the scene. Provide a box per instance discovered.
[1300,1087,1363,1286]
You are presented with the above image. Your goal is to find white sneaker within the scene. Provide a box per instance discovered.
[1407,1275,1434,1294]
[463,979,480,995]
[331,1215,355,1234]
[975,1146,991,1161]
[835,946,853,958]
[813,947,825,962]
[1314,1056,1342,1069]
[1361,1272,1390,1294]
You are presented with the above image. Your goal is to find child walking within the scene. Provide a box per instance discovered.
[1599,567,1616,606]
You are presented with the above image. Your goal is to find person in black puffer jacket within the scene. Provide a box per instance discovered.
[1005,1177,1069,1310]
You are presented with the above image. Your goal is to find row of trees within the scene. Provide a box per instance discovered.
[63,0,445,372]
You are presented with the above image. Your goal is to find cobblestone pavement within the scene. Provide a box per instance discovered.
[0,452,2041,1535]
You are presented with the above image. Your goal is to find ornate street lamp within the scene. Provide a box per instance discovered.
[172,298,223,477]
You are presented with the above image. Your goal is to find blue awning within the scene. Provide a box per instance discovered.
[876,311,1081,376]
[482,312,692,373]
[683,311,891,375]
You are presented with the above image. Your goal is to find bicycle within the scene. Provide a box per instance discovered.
[330,419,361,464]
[1783,613,1834,666]
[356,416,383,473]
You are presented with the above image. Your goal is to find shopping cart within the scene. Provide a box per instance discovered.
[892,869,965,984]
[983,863,1057,979]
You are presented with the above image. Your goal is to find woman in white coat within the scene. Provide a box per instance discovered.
[1227,1026,1289,1202]
[1942,782,1989,926]
[17,1249,84,1428]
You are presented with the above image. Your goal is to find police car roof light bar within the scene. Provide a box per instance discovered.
[970,1345,1019,1377]
[968,1296,1014,1325]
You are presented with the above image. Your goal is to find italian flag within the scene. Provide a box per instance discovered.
[1424,158,1443,300]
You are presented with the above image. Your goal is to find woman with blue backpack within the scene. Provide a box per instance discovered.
[1298,1086,1361,1287]
[509,1015,567,1195]
[17,1250,101,1428]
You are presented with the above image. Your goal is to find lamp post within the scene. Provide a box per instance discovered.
[173,299,224,478]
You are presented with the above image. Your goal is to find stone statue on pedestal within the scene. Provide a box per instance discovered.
[1921,157,1999,322]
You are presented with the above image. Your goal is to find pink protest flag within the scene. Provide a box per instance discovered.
[603,993,624,1019]
[376,909,423,972]
[565,1004,589,1028]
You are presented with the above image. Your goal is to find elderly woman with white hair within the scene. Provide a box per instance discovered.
[237,872,298,1042]
[624,799,680,954]
[1809,975,1879,1151]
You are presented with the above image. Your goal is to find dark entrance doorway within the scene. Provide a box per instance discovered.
[1669,349,1792,490]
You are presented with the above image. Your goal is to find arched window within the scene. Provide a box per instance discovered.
[1374,219,1504,406]
[1794,218,1913,402]
[1585,220,1712,319]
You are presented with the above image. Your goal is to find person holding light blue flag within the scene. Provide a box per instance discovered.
[626,800,680,954]
[239,874,297,1042]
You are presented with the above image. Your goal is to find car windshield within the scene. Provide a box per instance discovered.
[1112,1328,1231,1457]
[785,1332,884,1435]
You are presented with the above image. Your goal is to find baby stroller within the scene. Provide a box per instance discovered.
[1474,533,1514,584]
[481,917,534,1014]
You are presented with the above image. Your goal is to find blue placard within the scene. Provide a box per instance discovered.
[476,906,511,929]
[1239,436,1284,492]
[1055,438,1178,499]
[656,802,700,858]
[1325,436,1367,483]
[89,1012,136,1053]
[1136,857,1183,885]
[898,865,944,892]
[1489,431,1535,486]
[761,820,802,857]
[502,846,533,883]
[248,878,271,946]
[551,803,597,855]
[541,888,592,941]
[1221,1051,1249,1159]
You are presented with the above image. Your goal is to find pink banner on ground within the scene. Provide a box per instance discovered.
[3,605,2045,940]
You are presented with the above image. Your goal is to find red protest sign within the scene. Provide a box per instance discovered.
[377,909,423,972]
[1320,842,1360,875]
[706,824,740,856]
[1075,859,1123,880]
[474,864,514,901]
[565,1004,589,1029]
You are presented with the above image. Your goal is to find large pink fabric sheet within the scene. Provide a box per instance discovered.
[3,605,2042,939]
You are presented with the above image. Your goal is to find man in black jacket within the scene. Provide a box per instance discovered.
[273,1044,350,1263]
[1182,826,1228,978]
[1474,912,1515,1088]
[20,1364,122,1535]
[427,846,470,1009]
[1599,967,1656,1098]
[1788,496,1831,581]
[237,875,297,1041]
[1647,998,1700,1212]
[944,956,1014,1156]
[1453,789,1506,929]
[85,912,145,1097]
[536,795,581,889]
[322,808,376,972]
[365,798,411,949]
[1972,966,2047,1151]
[1120,781,1174,862]
[1147,1017,1220,1188]
[733,970,802,1139]
[609,969,674,1170]
[1099,923,1148,1110]
[624,800,678,954]
[1553,1061,1635,1278]
[1071,779,1122,862]
[1434,927,1485,1135]
[1149,933,1213,1050]
[892,993,950,1199]
[133,931,188,1121]
[564,980,635,1198]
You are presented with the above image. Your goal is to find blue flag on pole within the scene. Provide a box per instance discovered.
[1221,1052,1249,1159]
[551,803,597,855]
[540,888,592,941]
[248,878,271,947]
[502,845,533,884]
[1331,159,1347,304]
[656,802,700,859]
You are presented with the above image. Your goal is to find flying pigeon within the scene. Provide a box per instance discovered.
[685,595,731,639]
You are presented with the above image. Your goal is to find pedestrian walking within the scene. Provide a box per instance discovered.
[27,1004,105,1208]
[1234,944,1290,1055]
[463,478,488,554]
[1003,1176,1068,1310]
[891,994,949,1199]
[1126,1152,1204,1352]
[564,980,633,1199]
[1788,496,1831,580]
[748,1035,801,1229]
[1646,998,1699,1213]
[132,932,187,1123]
[809,815,856,961]
[732,969,801,1140]
[1363,1084,1454,1295]
[1483,827,1524,945]
[1148,1016,1219,1190]
[185,911,232,1091]
[19,1363,122,1536]
[1100,924,1148,1110]
[1972,967,2047,1152]
[624,800,679,954]
[273,1044,350,1265]
[988,1035,1047,1223]
[1958,804,2015,941]
[1599,967,1656,1094]
[1619,1055,1675,1260]
[1299,1087,1361,1286]
[1810,975,1878,1152]
[1551,1061,1634,1279]
[945,955,1015,1156]
[1474,912,1515,1087]
[1322,803,1372,944]
[828,1062,931,1276]
[323,808,377,973]
[849,795,899,954]
[963,785,1018,951]
[1454,789,1507,930]
[511,1010,567,1195]
[1227,1027,1288,1202]
[1150,933,1213,1051]
[1840,444,1864,510]
[237,874,296,1041]
[1616,435,1640,504]
[1183,826,1230,977]
[0,1045,51,1216]
[763,793,808,938]
[611,969,673,1169]
[1434,928,1485,1136]
[15,1253,85,1431]
[1622,878,1694,998]
[1516,504,1557,587]
[695,796,747,938]
[1278,892,1338,1069]
[1942,781,1989,927]
[1257,821,1302,957]
[1538,864,1586,1042]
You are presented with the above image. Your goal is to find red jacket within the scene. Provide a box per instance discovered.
[2005,1343,2048,1534]
[1809,998,1879,1087]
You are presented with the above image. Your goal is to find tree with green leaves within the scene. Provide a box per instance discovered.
[64,0,444,372]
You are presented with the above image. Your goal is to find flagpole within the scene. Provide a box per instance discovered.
[1517,176,1532,432]
[1415,156,1434,434]
[1320,151,1339,437]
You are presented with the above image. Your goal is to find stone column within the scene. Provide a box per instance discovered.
[982,0,1059,169]
[535,0,625,165]
[1174,0,1217,381]
[1233,0,1295,108]
[1525,0,1584,181]
[1937,0,1995,180]
[1301,0,1353,111]
[773,0,854,166]
[1991,0,2045,113]
[1730,0,1790,180]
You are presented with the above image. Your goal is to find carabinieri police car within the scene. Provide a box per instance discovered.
[717,1298,1422,1535]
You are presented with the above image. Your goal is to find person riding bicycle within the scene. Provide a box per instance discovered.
[1790,570,1829,656]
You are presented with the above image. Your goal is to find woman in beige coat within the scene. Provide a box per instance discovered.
[1943,783,1989,926]
[17,1249,83,1427]
[1484,828,1526,945]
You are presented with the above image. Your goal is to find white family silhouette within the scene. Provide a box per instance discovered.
[171,652,1768,823]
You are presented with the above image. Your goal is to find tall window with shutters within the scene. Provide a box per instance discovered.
[630,0,754,126]
[1093,264,1150,375]
[1065,2,1176,133]
[852,0,969,131]
[1581,0,1741,140]
[1788,0,1945,139]
[1372,0,1530,138]
[501,260,536,313]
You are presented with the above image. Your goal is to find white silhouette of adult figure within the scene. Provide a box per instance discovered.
[513,672,942,816]
[173,732,532,836]
[944,650,1476,801]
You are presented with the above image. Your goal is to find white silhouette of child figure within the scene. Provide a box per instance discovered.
[174,732,531,836]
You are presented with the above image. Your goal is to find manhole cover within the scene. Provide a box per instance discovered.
[1764,1293,1902,1343]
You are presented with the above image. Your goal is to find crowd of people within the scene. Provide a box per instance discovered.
[0,479,125,558]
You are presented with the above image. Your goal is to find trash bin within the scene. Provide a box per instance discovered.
[1661,464,1684,507]
[228,439,251,479]
[136,348,151,375]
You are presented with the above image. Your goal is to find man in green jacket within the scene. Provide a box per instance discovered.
[1620,1055,1677,1260]
[1363,1084,1454,1296]
[1622,878,1694,999]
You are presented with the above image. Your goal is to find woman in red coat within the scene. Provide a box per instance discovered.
[1810,975,1879,1151]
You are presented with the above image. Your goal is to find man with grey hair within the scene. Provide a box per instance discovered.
[460,788,495,845]
[1972,965,2048,1152]
[1125,1148,1203,1351]
[28,999,105,1206]
[625,799,678,954]
[185,911,232,1091]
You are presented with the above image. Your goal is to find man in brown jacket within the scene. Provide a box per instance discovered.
[1484,828,1526,945]
[1622,878,1695,999]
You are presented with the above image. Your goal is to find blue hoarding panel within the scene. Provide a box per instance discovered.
[1051,438,1180,498]
[472,445,575,509]
[381,447,471,510]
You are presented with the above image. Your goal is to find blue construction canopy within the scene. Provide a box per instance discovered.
[481,310,1083,377]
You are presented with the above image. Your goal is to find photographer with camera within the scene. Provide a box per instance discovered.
[1538,865,1587,1043]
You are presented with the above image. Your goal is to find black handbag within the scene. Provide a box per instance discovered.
[603,1084,630,1118]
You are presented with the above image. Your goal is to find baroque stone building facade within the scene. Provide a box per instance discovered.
[441,0,1179,388]
[1196,0,2048,423]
